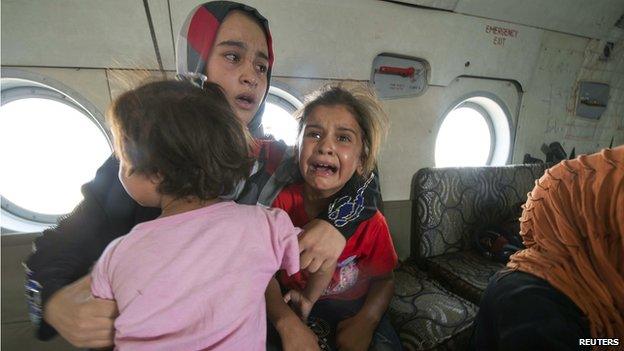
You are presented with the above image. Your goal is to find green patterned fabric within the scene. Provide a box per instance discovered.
[425,251,504,304]
[389,263,478,351]
[390,164,549,348]
[411,164,548,259]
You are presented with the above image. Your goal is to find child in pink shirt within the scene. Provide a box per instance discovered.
[90,80,331,350]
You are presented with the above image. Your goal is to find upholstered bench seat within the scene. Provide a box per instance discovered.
[389,262,478,351]
[425,251,504,304]
[411,164,548,305]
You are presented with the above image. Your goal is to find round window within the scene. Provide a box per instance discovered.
[435,95,511,167]
[262,85,302,146]
[1,82,111,231]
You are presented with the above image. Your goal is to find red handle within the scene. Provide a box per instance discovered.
[377,66,415,78]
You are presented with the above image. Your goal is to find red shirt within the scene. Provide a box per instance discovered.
[272,183,398,300]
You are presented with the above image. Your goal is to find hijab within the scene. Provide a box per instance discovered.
[176,1,274,137]
[508,146,624,339]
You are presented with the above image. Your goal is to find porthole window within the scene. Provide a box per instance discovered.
[262,85,302,146]
[435,94,511,167]
[1,73,111,232]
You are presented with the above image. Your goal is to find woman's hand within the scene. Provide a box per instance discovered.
[299,219,346,273]
[335,314,376,351]
[44,275,118,348]
[277,314,320,351]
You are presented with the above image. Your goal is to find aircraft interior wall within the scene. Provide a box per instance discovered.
[3,0,624,257]
[1,2,624,348]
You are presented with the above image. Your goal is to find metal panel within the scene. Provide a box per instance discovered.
[371,54,429,99]
[383,0,459,11]
[576,81,609,120]
[1,0,159,69]
[455,0,624,40]
[170,0,541,88]
[147,0,176,71]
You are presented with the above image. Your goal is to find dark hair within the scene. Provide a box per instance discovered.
[107,79,253,200]
[296,84,388,177]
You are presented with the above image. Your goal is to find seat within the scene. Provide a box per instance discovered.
[411,164,548,303]
[389,262,477,351]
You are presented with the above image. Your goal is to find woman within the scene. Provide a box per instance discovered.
[471,146,624,350]
[25,2,380,348]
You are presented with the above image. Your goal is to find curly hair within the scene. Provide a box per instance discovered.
[295,83,388,177]
[107,79,253,200]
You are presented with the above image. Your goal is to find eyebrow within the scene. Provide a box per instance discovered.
[337,126,358,135]
[216,40,269,61]
[306,124,358,135]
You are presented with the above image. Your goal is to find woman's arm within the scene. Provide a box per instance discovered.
[25,155,154,343]
[44,275,118,348]
[335,273,395,351]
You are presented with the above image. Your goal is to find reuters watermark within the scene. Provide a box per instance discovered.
[579,339,620,347]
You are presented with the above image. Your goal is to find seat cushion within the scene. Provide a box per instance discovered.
[389,263,478,351]
[425,251,504,304]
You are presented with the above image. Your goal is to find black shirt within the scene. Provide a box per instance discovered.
[471,270,591,351]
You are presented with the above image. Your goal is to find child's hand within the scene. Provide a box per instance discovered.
[336,314,376,351]
[278,317,320,351]
[283,289,315,321]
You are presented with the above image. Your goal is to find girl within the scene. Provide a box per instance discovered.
[267,85,402,351]
[26,2,380,347]
[90,79,332,350]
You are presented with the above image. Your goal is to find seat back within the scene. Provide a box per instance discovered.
[410,163,549,259]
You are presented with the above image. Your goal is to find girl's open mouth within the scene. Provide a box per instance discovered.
[310,162,337,175]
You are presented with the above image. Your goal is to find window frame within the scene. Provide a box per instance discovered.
[1,69,110,233]
[262,83,303,145]
[435,92,512,167]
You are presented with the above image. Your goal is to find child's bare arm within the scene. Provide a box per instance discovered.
[303,259,335,305]
[355,271,394,322]
[266,278,298,329]
[335,272,395,350]
[283,260,335,320]
[265,278,319,351]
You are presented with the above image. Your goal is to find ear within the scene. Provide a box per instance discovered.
[357,155,365,175]
[148,172,164,185]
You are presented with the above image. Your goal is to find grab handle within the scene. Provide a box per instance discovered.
[376,66,416,78]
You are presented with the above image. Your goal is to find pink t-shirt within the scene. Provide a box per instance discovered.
[91,201,300,351]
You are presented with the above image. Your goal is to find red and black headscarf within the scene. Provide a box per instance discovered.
[176,1,274,137]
